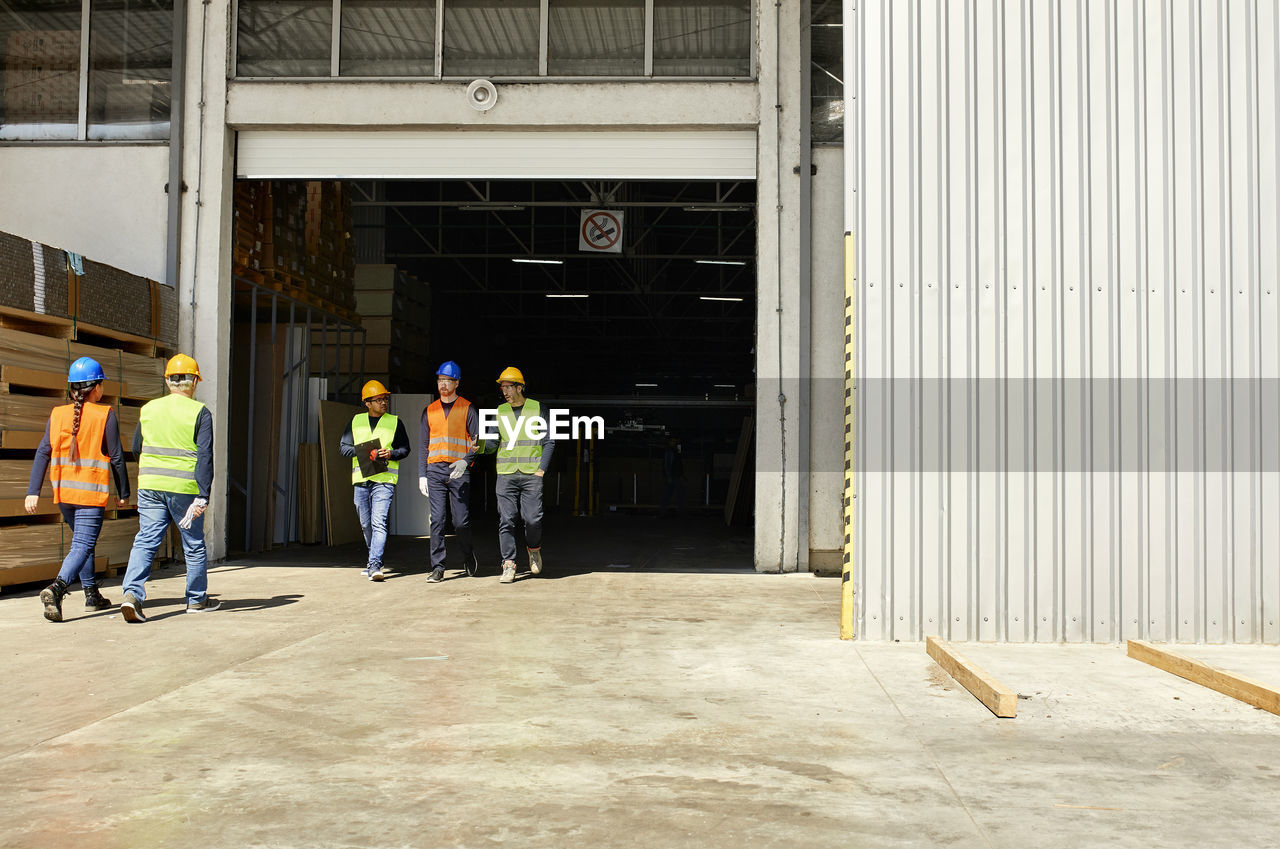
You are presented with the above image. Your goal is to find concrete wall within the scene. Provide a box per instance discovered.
[0,146,169,281]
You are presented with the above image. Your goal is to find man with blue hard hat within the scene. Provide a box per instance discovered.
[419,360,479,582]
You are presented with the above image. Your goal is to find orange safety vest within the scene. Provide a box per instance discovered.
[48,402,111,507]
[425,397,473,464]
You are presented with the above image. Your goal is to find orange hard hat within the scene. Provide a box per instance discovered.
[164,353,201,381]
[361,379,390,401]
[496,366,525,385]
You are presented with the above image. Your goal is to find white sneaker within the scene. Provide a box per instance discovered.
[499,562,517,584]
[528,548,543,576]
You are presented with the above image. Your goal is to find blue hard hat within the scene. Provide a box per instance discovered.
[436,361,462,380]
[67,356,105,384]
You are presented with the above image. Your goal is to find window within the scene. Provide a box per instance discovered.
[88,0,173,141]
[809,0,842,144]
[547,0,644,77]
[0,2,84,140]
[442,0,539,78]
[653,0,751,78]
[341,0,436,77]
[235,0,754,80]
[237,0,333,78]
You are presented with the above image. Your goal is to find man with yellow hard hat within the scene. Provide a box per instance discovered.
[339,380,410,581]
[481,366,554,584]
[119,354,216,622]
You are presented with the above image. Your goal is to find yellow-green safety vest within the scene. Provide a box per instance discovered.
[495,399,543,475]
[137,393,206,495]
[351,412,400,484]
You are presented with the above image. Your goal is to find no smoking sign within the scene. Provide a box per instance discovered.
[578,209,624,254]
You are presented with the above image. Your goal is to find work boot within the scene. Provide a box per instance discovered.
[499,561,517,584]
[528,548,544,576]
[119,592,146,623]
[464,552,479,578]
[426,566,444,583]
[40,579,69,623]
[83,585,111,611]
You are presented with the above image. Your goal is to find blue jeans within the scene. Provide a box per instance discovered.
[426,462,472,569]
[56,504,104,588]
[353,482,395,569]
[122,490,209,605]
[496,473,543,563]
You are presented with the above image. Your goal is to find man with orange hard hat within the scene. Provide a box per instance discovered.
[119,354,216,622]
[419,361,479,583]
[339,380,410,581]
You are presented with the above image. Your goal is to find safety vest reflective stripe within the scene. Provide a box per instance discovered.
[426,398,473,464]
[139,466,197,480]
[48,402,111,507]
[137,394,205,495]
[50,457,110,469]
[54,479,110,493]
[141,444,198,458]
[495,400,543,475]
[351,413,400,484]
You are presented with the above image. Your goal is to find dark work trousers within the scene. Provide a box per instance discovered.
[426,461,472,569]
[495,472,543,563]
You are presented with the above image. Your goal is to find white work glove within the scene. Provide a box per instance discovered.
[178,497,208,530]
[418,476,429,496]
[449,460,468,480]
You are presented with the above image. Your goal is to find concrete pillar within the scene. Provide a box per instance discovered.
[179,0,235,560]
[754,0,805,573]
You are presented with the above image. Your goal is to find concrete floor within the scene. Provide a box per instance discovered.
[1,514,1279,848]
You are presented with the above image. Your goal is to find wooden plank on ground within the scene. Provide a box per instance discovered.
[926,635,1018,718]
[317,399,364,547]
[1127,639,1280,717]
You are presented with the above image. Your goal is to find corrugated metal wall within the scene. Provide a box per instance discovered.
[853,0,1280,643]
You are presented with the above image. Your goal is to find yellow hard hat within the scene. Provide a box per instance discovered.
[164,353,201,381]
[496,366,525,385]
[361,379,390,401]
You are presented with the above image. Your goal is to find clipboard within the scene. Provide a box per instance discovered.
[354,439,388,478]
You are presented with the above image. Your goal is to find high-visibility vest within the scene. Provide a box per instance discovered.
[137,393,205,495]
[495,399,543,475]
[351,413,400,484]
[48,402,111,507]
[425,397,473,464]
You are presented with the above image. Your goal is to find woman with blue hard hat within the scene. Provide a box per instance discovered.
[25,356,131,622]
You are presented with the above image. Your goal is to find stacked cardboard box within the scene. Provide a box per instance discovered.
[232,180,357,316]
[310,264,432,393]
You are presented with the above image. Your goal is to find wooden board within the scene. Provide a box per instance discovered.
[1,365,126,398]
[1127,640,1280,717]
[0,556,107,590]
[926,636,1018,718]
[296,442,324,544]
[0,326,164,395]
[724,415,754,526]
[317,399,364,547]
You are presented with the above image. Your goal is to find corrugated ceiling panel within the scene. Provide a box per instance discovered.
[236,130,757,179]
[854,0,1280,643]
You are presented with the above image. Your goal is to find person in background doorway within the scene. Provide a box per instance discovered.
[26,357,131,622]
[480,367,554,584]
[419,361,479,583]
[340,380,410,581]
[119,354,216,622]
[660,435,685,517]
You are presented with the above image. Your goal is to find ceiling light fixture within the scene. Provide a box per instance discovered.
[459,204,525,211]
[695,259,748,266]
[714,384,735,388]
[634,383,658,388]
[546,293,587,298]
[699,296,744,302]
[512,258,563,265]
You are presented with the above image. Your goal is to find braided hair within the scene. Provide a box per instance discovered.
[66,380,101,462]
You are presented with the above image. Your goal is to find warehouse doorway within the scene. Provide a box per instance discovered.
[225,176,757,573]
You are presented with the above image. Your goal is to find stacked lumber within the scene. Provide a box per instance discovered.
[311,264,431,393]
[0,317,168,588]
[233,180,358,321]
